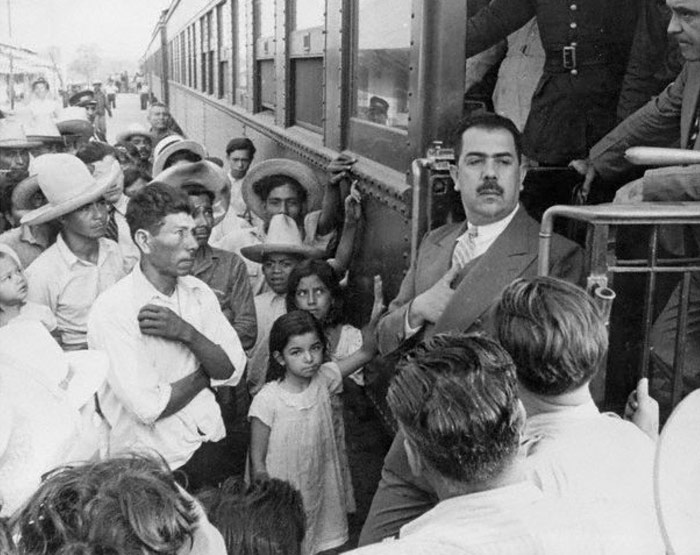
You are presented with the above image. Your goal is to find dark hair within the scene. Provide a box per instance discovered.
[225,137,256,158]
[123,165,151,190]
[113,141,140,164]
[75,142,118,165]
[148,102,169,112]
[388,332,522,484]
[452,112,522,163]
[495,277,608,396]
[202,477,305,555]
[126,182,191,241]
[15,456,197,555]
[253,175,307,204]
[285,259,344,327]
[163,150,202,170]
[182,182,214,202]
[267,310,327,382]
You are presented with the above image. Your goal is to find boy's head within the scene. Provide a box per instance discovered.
[495,276,608,396]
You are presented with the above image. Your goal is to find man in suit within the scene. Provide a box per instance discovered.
[573,0,700,415]
[362,113,584,546]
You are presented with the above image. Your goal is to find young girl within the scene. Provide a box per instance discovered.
[0,244,56,331]
[285,259,364,514]
[249,281,383,555]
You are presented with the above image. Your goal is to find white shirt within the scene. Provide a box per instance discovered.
[26,235,125,348]
[348,481,661,555]
[87,264,247,469]
[112,194,140,273]
[209,176,252,246]
[247,291,287,395]
[521,400,664,551]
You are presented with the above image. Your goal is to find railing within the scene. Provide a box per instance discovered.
[539,203,700,411]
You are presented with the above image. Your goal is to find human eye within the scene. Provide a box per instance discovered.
[311,343,323,353]
[463,156,482,166]
[296,289,308,298]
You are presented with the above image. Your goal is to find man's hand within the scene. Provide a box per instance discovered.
[613,178,644,204]
[624,378,659,441]
[408,265,459,328]
[327,153,357,185]
[569,158,596,204]
[361,275,386,356]
[344,181,362,223]
[138,304,192,342]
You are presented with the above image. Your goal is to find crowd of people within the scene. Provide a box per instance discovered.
[2,0,700,551]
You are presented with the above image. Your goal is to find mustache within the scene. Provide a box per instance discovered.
[476,179,504,195]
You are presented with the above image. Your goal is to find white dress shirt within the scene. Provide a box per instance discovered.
[26,235,125,349]
[348,481,661,555]
[87,264,247,469]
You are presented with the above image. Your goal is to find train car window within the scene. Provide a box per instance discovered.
[293,0,324,31]
[200,17,208,93]
[353,0,410,131]
[259,60,276,109]
[256,0,274,39]
[289,0,324,132]
[234,0,249,106]
[217,2,232,100]
[255,0,276,113]
[180,32,186,85]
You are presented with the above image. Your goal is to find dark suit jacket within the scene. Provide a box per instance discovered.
[377,206,584,355]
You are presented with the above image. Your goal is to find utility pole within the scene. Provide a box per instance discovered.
[7,0,14,110]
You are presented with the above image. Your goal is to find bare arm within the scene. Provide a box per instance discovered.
[328,182,361,274]
[159,368,210,420]
[317,154,356,235]
[250,417,271,480]
[138,304,235,380]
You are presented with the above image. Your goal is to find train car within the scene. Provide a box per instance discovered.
[143,1,700,420]
[142,0,467,324]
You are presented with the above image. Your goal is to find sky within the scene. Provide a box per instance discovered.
[0,0,171,63]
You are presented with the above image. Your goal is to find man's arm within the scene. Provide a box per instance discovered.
[317,154,356,236]
[465,0,535,58]
[138,304,235,380]
[225,255,258,351]
[159,367,211,419]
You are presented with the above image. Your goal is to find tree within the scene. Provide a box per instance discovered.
[68,44,101,85]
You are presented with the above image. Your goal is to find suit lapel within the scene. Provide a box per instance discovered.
[431,208,538,335]
[682,62,700,149]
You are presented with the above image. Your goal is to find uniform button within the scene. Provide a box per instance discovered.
[570,21,577,29]
[570,3,577,9]
[571,69,578,75]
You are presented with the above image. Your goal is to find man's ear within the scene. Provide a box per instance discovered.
[273,351,286,367]
[449,165,459,191]
[134,229,152,254]
[403,435,424,478]
[519,160,528,191]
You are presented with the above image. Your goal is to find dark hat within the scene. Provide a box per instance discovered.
[369,96,389,113]
[225,137,256,156]
[55,107,93,138]
[68,90,96,108]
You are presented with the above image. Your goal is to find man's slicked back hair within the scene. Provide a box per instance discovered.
[125,182,191,241]
[495,276,608,396]
[75,141,118,165]
[451,112,523,163]
[388,333,522,485]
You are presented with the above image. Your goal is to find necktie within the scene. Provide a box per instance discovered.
[104,207,119,242]
[451,227,478,271]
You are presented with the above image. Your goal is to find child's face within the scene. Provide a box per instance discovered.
[295,274,332,322]
[262,253,300,294]
[0,256,27,307]
[276,331,324,381]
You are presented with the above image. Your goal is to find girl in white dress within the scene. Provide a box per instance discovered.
[286,259,365,514]
[249,289,382,555]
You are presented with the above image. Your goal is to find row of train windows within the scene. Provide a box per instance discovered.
[151,0,411,136]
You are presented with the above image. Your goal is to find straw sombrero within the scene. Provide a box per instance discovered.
[242,159,324,220]
[20,153,120,226]
[116,123,153,145]
[153,160,230,225]
[240,214,325,263]
[151,135,207,176]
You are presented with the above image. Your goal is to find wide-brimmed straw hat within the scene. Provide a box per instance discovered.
[11,173,41,219]
[152,135,207,176]
[153,160,230,225]
[68,89,96,107]
[0,119,42,149]
[56,107,93,138]
[240,214,325,263]
[242,159,323,220]
[655,389,700,554]
[116,123,153,145]
[20,153,120,226]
